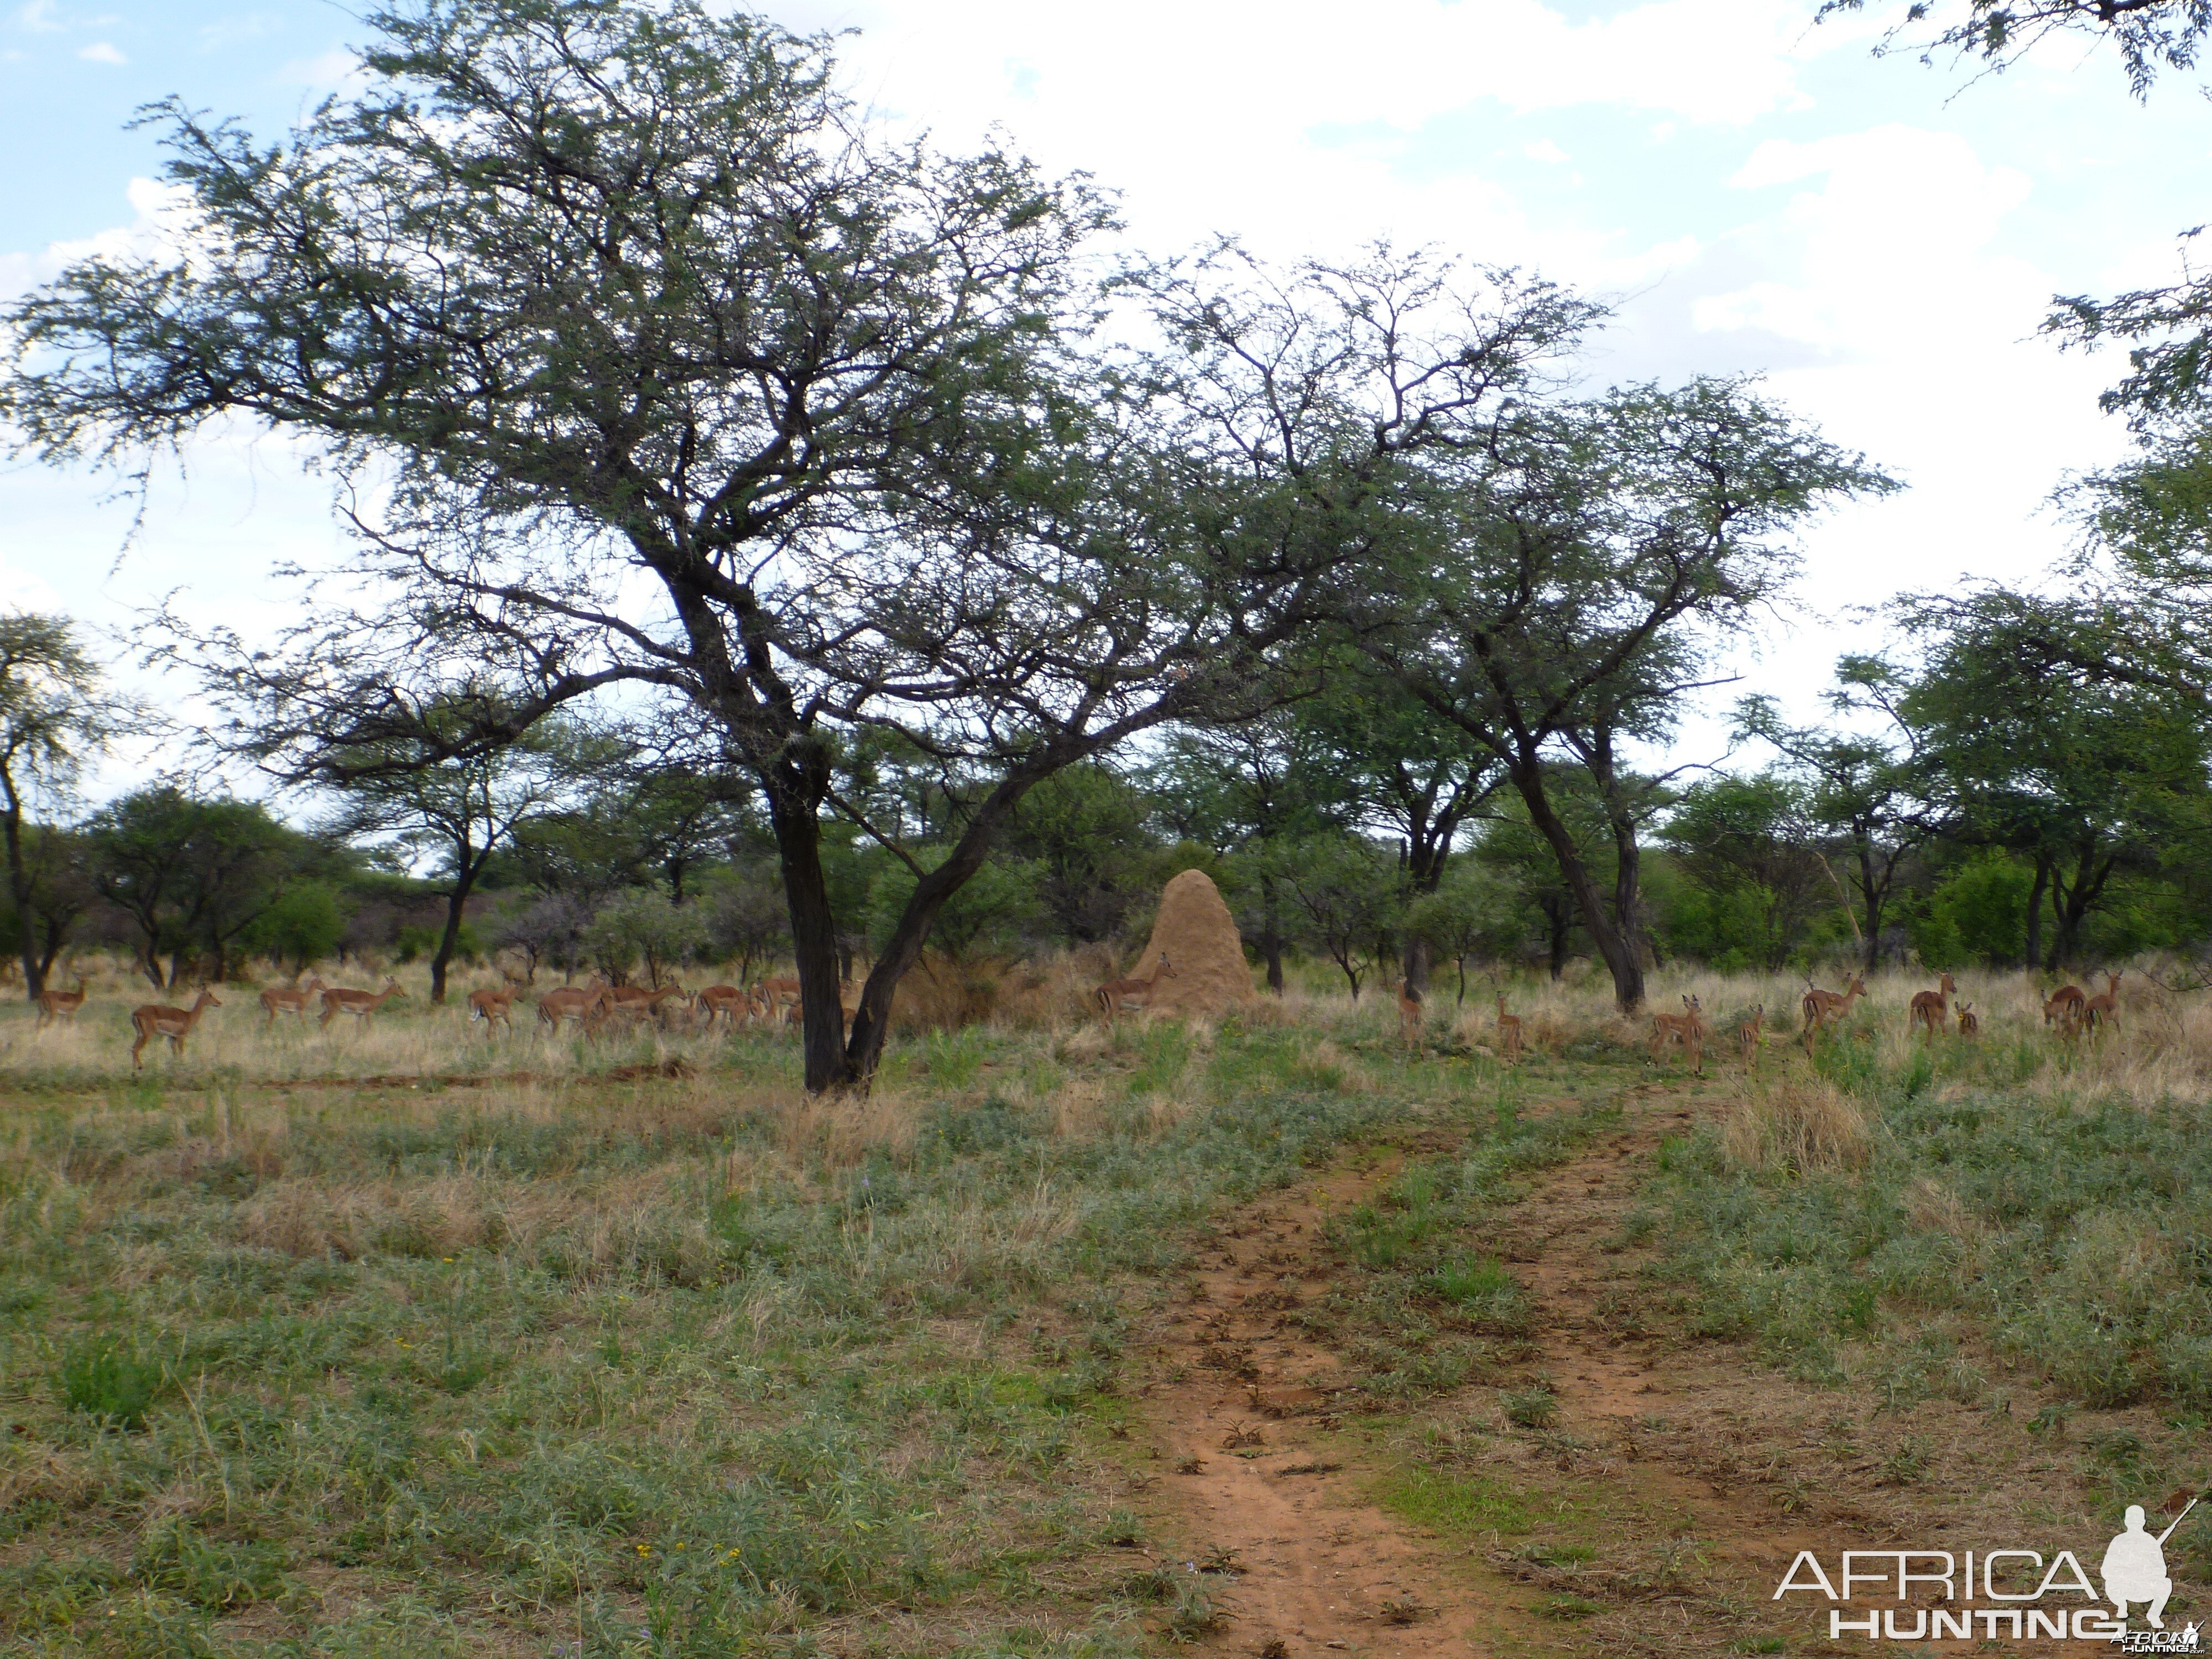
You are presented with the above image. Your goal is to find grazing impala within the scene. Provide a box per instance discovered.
[1801,973,1867,1037]
[2042,982,2087,1029]
[319,977,409,1029]
[2083,972,2122,1034]
[130,988,221,1070]
[603,983,688,1026]
[1494,991,1524,1063]
[466,987,517,1035]
[35,974,88,1030]
[258,974,325,1027]
[1650,994,1706,1074]
[1095,953,1176,1020]
[1908,971,1957,1036]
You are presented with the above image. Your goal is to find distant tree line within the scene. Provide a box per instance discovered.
[8,0,2212,1084]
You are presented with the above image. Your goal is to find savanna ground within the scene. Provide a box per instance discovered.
[4,958,2211,1657]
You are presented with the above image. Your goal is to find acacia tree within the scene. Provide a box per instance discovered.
[1735,657,1938,970]
[1291,666,1503,990]
[1817,0,2212,96]
[2,1,1357,1088]
[1155,714,1329,992]
[84,788,309,987]
[1662,774,1831,970]
[1152,246,1890,1010]
[0,614,113,997]
[311,706,573,1003]
[1894,587,2212,967]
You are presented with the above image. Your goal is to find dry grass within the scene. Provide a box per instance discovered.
[15,950,2212,1121]
[1720,1077,1871,1172]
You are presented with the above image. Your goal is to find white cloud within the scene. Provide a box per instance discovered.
[76,38,123,63]
[278,46,362,93]
[13,1,61,32]
[1525,138,1571,164]
[0,176,194,302]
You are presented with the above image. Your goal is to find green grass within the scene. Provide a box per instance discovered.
[1373,1467,1535,1537]
[0,1011,1463,1657]
[1652,1042,2212,1408]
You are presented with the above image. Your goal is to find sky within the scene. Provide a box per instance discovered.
[3,0,2208,797]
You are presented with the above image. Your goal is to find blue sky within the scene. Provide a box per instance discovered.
[4,0,2209,785]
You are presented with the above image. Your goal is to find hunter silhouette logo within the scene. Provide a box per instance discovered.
[1773,1492,2206,1646]
[2104,1500,2189,1630]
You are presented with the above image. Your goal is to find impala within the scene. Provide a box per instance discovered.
[1493,990,1524,1063]
[466,987,517,1034]
[130,988,221,1070]
[319,977,409,1029]
[1095,953,1176,1020]
[1801,972,1867,1036]
[754,975,801,1020]
[1954,1001,1979,1038]
[603,984,688,1026]
[779,980,862,1032]
[1908,971,1957,1036]
[1738,1003,1766,1069]
[35,973,88,1030]
[2083,971,2122,1034]
[1650,994,1706,1074]
[536,983,609,1036]
[258,974,325,1027]
[2042,983,2087,1029]
[1392,979,1424,1048]
[692,984,749,1027]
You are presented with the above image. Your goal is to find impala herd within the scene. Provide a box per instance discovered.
[25,952,1205,1069]
[18,958,2141,1073]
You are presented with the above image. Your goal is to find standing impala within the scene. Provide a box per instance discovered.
[35,974,88,1030]
[1650,994,1706,1074]
[1493,990,1524,1062]
[1094,953,1175,1020]
[1801,973,1867,1038]
[1738,1003,1766,1070]
[319,977,409,1029]
[1908,971,1957,1036]
[691,984,749,1028]
[466,987,517,1035]
[259,974,325,1027]
[130,988,221,1070]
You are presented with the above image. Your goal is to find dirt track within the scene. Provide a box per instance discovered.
[1124,1080,2127,1656]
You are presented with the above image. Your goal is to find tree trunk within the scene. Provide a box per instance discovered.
[0,786,38,1000]
[1606,810,1644,978]
[842,760,1062,1086]
[1401,934,1431,994]
[1856,842,1882,972]
[1259,874,1285,995]
[429,851,485,1005]
[763,761,853,1093]
[2023,851,2051,973]
[1512,760,1643,1012]
[1543,895,1571,980]
[2049,846,2110,971]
